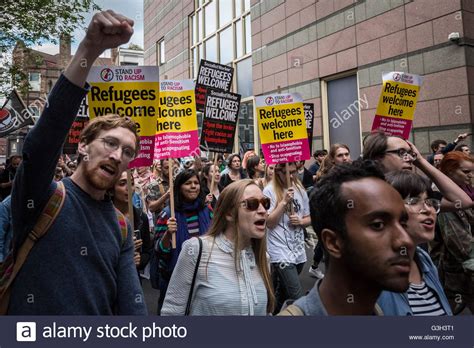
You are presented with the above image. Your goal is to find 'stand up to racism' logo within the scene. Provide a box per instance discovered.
[100,68,114,82]
[0,107,14,133]
[265,96,274,105]
[392,73,401,81]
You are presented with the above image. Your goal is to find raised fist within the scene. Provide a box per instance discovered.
[82,10,134,57]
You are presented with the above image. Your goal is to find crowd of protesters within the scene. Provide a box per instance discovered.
[1,10,473,317]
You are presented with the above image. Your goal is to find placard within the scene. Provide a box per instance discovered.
[195,60,234,112]
[256,93,310,164]
[63,116,89,154]
[200,88,241,153]
[154,80,199,159]
[87,66,159,167]
[304,103,314,155]
[371,71,423,139]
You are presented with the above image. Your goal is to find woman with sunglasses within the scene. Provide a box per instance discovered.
[435,152,474,313]
[377,171,452,315]
[154,169,213,314]
[161,179,275,315]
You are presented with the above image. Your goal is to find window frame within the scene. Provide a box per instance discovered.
[28,71,41,92]
[189,0,255,153]
[156,38,165,66]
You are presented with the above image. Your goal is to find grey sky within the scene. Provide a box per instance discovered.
[32,0,144,56]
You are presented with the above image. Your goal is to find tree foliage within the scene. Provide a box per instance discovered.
[0,0,100,95]
[127,43,143,51]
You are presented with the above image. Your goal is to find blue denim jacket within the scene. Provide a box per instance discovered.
[0,195,12,262]
[291,279,383,315]
[377,247,452,315]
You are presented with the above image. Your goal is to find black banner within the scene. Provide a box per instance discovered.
[0,90,34,137]
[195,60,234,112]
[63,117,89,154]
[200,89,241,153]
[304,103,314,154]
[77,97,89,118]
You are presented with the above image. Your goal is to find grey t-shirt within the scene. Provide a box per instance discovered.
[263,184,309,264]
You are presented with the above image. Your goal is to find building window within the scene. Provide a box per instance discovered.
[205,35,217,63]
[157,39,165,65]
[204,1,217,36]
[219,0,233,27]
[244,15,251,54]
[238,101,254,152]
[189,0,251,78]
[190,0,254,151]
[325,75,362,158]
[219,26,233,64]
[236,57,252,98]
[28,72,41,92]
[29,105,40,118]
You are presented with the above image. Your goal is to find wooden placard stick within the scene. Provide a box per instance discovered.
[209,152,219,194]
[168,158,176,249]
[275,85,295,215]
[285,162,294,215]
[126,169,135,231]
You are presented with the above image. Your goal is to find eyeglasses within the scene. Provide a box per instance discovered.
[240,197,271,211]
[385,148,417,160]
[404,197,441,214]
[99,137,136,161]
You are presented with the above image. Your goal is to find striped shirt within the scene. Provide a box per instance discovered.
[407,282,446,316]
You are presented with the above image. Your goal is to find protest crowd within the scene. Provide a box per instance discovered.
[0,10,473,317]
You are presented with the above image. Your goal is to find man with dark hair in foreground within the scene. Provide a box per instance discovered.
[280,160,414,315]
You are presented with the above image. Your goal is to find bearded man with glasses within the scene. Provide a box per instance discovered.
[8,11,146,315]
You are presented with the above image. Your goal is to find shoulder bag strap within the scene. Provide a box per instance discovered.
[114,208,128,248]
[185,237,202,316]
[278,304,305,316]
[0,181,66,314]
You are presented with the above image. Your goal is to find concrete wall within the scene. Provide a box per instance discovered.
[144,0,194,80]
[144,0,474,153]
[249,0,473,153]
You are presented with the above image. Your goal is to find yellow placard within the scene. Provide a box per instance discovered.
[375,81,419,121]
[257,102,306,144]
[88,82,158,137]
[156,89,197,134]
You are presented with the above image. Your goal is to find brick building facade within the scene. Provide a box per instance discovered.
[145,0,474,157]
[4,36,112,158]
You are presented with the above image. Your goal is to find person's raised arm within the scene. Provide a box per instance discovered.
[12,10,134,250]
[64,10,134,87]
[266,188,294,229]
[409,141,473,211]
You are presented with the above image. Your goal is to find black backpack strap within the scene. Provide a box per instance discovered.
[185,237,202,315]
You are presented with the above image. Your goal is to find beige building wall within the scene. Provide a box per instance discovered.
[145,0,474,154]
[144,0,194,80]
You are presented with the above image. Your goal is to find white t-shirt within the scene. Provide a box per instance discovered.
[263,184,310,264]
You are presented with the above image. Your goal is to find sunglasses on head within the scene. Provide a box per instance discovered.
[240,197,271,211]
